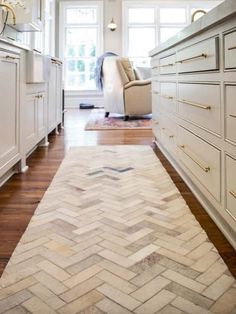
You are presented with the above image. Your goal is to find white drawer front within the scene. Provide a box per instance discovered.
[159,82,177,114]
[224,30,236,69]
[152,81,159,115]
[151,67,159,77]
[160,117,178,156]
[159,54,176,75]
[152,80,159,94]
[178,83,221,135]
[177,37,219,73]
[178,127,221,201]
[152,116,161,139]
[226,155,236,220]
[225,85,236,144]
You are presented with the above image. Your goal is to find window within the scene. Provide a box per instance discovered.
[44,0,55,56]
[60,1,103,91]
[123,1,222,67]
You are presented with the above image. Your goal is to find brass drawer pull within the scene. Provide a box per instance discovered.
[176,53,207,64]
[229,114,236,118]
[228,46,236,51]
[162,128,174,138]
[229,190,236,198]
[178,145,210,173]
[5,55,20,60]
[161,95,174,100]
[158,63,175,68]
[178,99,211,110]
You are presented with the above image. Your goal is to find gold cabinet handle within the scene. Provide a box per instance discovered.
[178,99,211,110]
[176,53,207,64]
[161,95,174,100]
[162,128,174,138]
[229,190,236,198]
[228,46,236,51]
[5,55,20,60]
[158,63,175,68]
[178,145,210,173]
[52,60,62,65]
[229,114,236,118]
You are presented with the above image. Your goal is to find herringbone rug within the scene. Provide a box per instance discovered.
[0,146,235,314]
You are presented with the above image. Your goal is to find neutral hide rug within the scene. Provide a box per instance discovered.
[85,109,152,130]
[0,146,235,314]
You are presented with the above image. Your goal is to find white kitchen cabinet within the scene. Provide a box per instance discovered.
[23,92,46,154]
[7,0,43,32]
[151,2,236,248]
[0,49,20,179]
[48,59,63,133]
[56,63,63,125]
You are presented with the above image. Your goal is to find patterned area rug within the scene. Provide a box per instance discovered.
[85,110,152,130]
[0,146,235,314]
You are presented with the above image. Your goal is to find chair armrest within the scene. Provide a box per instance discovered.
[124,79,151,90]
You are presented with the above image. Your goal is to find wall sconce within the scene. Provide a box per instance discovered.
[107,18,117,31]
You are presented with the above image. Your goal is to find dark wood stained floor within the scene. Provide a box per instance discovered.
[0,109,235,278]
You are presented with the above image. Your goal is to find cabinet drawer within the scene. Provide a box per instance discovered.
[152,116,161,139]
[225,85,236,144]
[226,155,236,220]
[159,54,176,75]
[159,82,177,114]
[152,81,159,115]
[178,83,221,135]
[178,127,221,201]
[224,30,236,69]
[160,117,178,156]
[177,37,219,73]
[152,81,159,94]
[151,58,159,76]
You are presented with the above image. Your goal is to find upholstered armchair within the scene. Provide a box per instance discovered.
[102,57,152,121]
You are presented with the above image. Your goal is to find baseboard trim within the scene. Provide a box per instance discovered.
[65,95,104,109]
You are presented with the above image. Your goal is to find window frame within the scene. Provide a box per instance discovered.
[59,1,103,93]
[122,0,223,64]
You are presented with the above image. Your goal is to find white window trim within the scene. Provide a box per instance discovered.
[59,0,104,94]
[122,0,223,58]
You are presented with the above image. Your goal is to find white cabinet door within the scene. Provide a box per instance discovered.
[8,0,43,31]
[24,94,38,152]
[48,63,57,132]
[37,93,46,139]
[0,52,20,175]
[56,64,62,124]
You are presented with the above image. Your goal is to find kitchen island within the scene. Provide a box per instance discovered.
[150,0,236,249]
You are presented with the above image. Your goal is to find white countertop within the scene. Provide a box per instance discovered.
[149,0,236,56]
[0,36,31,51]
[0,36,62,62]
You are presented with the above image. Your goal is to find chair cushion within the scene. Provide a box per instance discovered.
[119,58,136,81]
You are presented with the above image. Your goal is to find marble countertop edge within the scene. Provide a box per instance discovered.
[149,0,236,57]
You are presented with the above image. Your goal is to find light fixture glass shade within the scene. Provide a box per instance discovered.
[108,18,117,31]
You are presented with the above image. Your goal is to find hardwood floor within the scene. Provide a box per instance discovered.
[0,109,235,278]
